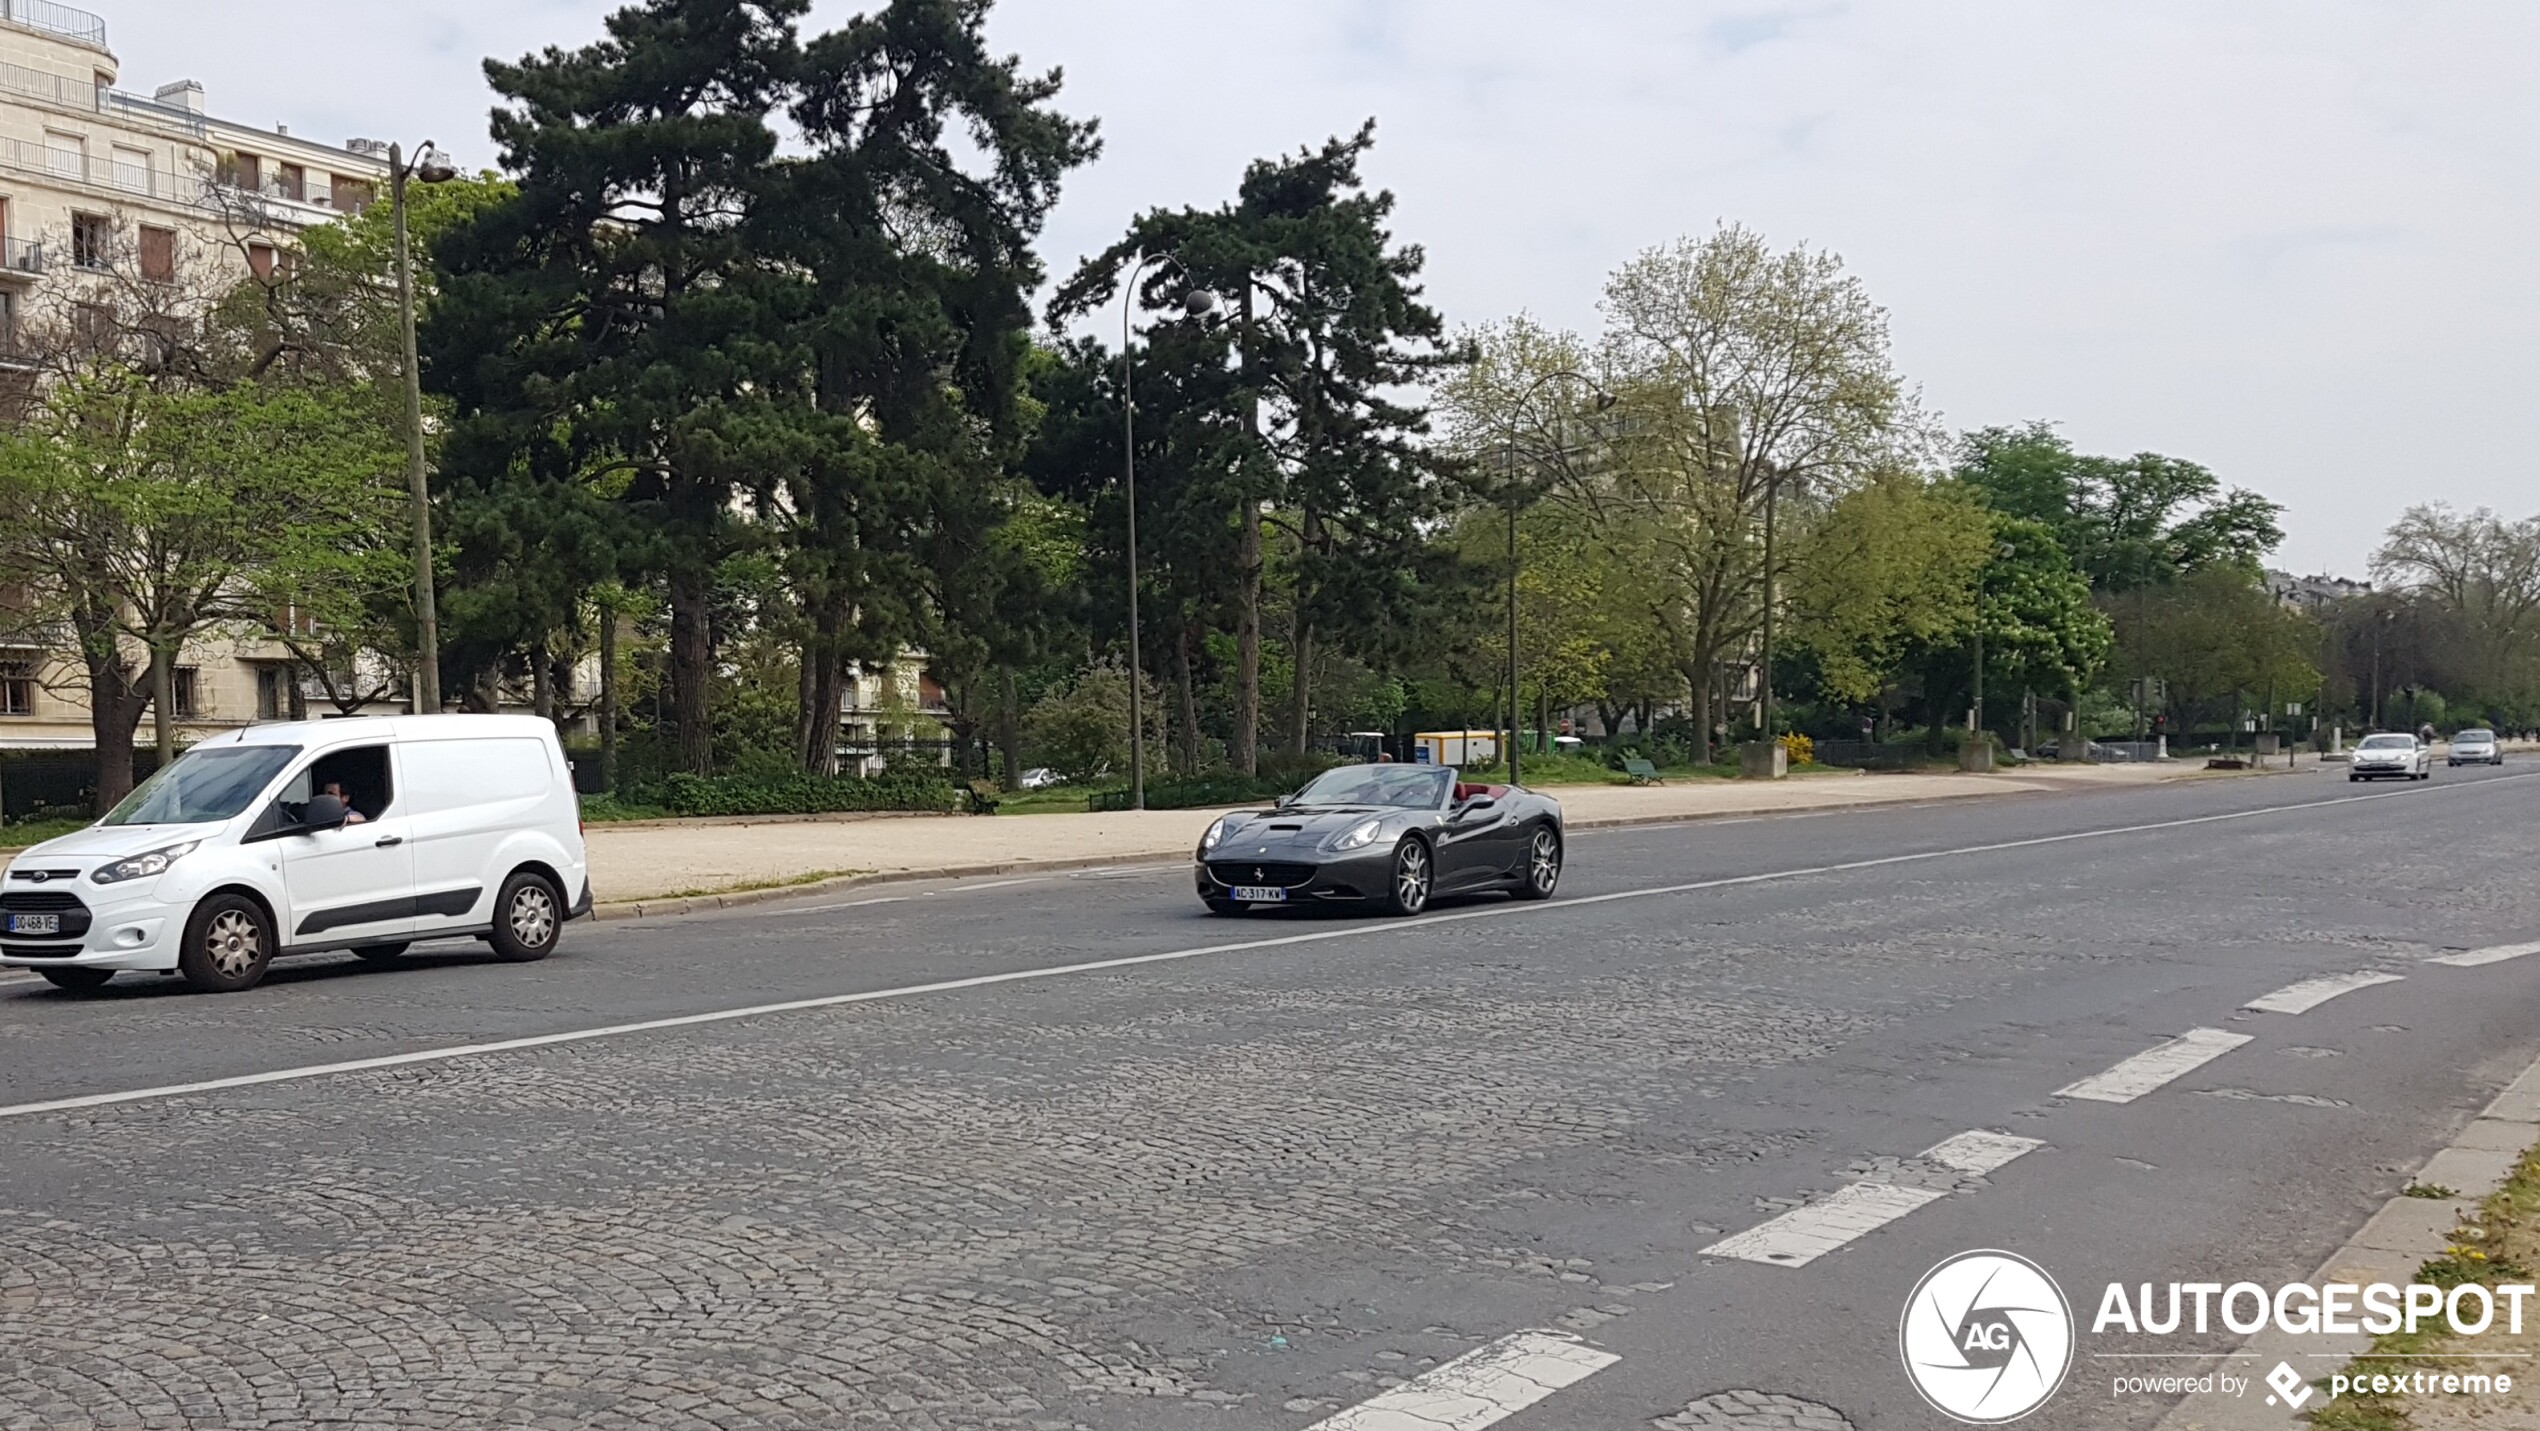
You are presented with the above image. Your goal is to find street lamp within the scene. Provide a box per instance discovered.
[1119,251,1215,810]
[1972,540,2015,743]
[390,140,458,714]
[1490,370,1613,787]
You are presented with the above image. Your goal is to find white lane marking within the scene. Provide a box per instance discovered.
[1303,1330,1618,1431]
[2057,1028,2253,1103]
[1702,1129,2040,1269]
[5,776,2530,1121]
[2243,971,2405,1014]
[1924,1129,2045,1175]
[1702,1182,1947,1267]
[782,895,909,916]
[2430,941,2540,968]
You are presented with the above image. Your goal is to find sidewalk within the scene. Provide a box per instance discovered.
[586,759,2216,917]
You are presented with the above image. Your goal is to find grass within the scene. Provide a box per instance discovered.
[991,785,1108,816]
[0,815,92,852]
[2310,1142,2540,1431]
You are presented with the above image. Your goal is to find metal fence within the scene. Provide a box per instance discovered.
[1808,740,1921,771]
[0,749,162,823]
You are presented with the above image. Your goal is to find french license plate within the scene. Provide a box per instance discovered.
[5,914,61,935]
[1229,886,1287,903]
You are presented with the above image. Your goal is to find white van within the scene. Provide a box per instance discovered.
[0,714,591,993]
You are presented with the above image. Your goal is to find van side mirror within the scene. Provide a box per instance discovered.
[299,793,348,832]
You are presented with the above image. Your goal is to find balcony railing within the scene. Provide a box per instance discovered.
[0,137,213,209]
[0,61,210,138]
[0,0,106,48]
[0,237,43,275]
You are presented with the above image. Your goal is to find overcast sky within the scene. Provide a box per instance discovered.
[92,0,2540,576]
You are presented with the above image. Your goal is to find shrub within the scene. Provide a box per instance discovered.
[614,768,958,818]
[1780,732,1815,766]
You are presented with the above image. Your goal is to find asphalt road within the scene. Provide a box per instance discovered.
[2,763,2536,1430]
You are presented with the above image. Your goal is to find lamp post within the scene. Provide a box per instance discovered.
[1972,540,2015,742]
[1757,463,1792,748]
[1492,370,1613,787]
[2370,606,2394,729]
[390,140,458,714]
[1119,252,1214,809]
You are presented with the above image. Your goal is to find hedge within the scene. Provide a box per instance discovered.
[620,769,960,818]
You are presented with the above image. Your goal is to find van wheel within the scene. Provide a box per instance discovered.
[489,872,562,962]
[352,943,409,961]
[37,967,113,992]
[179,893,274,993]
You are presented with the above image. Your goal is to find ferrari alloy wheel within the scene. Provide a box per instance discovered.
[1386,839,1432,917]
[1514,826,1561,901]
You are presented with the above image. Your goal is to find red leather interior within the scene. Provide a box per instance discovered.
[1453,783,1511,802]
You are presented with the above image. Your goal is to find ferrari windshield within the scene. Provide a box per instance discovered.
[1292,765,1451,809]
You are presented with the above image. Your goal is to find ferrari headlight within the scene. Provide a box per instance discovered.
[1330,818,1384,851]
[1200,818,1230,852]
[91,840,199,885]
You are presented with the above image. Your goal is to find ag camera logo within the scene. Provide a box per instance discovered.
[1901,1250,2074,1423]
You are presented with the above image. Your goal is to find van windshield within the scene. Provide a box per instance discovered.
[101,745,301,826]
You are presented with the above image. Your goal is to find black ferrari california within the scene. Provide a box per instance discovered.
[1193,763,1564,916]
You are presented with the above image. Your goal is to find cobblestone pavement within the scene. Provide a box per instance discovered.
[5,767,2540,1429]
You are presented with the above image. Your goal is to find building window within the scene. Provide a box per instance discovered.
[71,212,109,270]
[45,131,84,182]
[331,176,373,213]
[277,163,304,202]
[0,661,32,717]
[171,667,201,720]
[256,666,285,721]
[246,242,275,279]
[111,145,151,196]
[138,225,174,282]
[232,151,260,191]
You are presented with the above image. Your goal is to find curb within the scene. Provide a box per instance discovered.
[2152,1052,2540,1431]
[587,766,2221,924]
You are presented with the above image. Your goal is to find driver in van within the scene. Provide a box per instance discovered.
[321,780,368,825]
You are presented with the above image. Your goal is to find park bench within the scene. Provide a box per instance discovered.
[1622,757,1664,785]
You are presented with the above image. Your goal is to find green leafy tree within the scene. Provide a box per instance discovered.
[0,237,403,804]
[1957,422,2283,591]
[1784,471,1993,705]
[1054,123,1460,771]
[429,0,807,774]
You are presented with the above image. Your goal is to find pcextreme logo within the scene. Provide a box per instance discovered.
[1900,1250,2076,1423]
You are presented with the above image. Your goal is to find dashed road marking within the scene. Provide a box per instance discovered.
[2057,1028,2252,1103]
[1303,1330,1617,1430]
[1702,1182,1947,1267]
[1702,1129,2042,1267]
[2430,941,2540,968]
[1925,1129,2046,1174]
[2244,971,2404,1014]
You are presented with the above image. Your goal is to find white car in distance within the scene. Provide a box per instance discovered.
[2449,729,2503,767]
[2348,732,2431,782]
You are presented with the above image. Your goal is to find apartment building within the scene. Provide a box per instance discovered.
[0,0,393,754]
